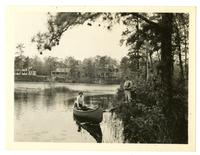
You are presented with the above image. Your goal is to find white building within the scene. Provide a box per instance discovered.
[15,68,36,76]
[51,68,71,78]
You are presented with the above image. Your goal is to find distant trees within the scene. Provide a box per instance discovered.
[119,56,131,78]
[31,56,43,75]
[81,58,95,79]
[16,43,25,56]
[173,13,189,80]
[14,54,121,83]
[76,55,120,82]
[15,43,25,74]
[64,57,79,79]
[14,56,23,70]
[43,56,59,75]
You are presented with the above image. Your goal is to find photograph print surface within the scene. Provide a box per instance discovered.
[6,6,196,151]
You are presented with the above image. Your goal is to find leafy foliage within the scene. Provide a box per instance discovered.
[115,75,187,143]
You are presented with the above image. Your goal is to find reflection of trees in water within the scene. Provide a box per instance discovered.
[42,88,57,110]
[43,87,77,109]
[43,93,55,110]
[74,116,103,143]
[64,97,76,107]
[14,92,39,119]
[15,97,23,120]
[15,87,77,115]
[14,92,28,101]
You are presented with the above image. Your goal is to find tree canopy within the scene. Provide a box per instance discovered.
[32,12,189,90]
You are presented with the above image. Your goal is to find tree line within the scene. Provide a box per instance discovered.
[15,49,124,83]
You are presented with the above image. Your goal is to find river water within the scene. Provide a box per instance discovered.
[14,82,124,143]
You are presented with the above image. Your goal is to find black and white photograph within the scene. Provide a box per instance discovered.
[6,6,195,151]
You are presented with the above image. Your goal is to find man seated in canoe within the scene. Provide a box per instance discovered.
[74,92,90,111]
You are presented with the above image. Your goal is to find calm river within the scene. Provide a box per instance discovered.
[14,82,124,143]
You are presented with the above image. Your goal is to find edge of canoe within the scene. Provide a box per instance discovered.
[73,107,103,123]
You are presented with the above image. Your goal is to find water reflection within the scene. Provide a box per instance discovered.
[74,115,102,143]
[14,83,124,143]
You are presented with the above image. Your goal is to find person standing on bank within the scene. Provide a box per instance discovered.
[123,76,133,102]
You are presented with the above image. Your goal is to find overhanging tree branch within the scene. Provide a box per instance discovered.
[132,13,160,29]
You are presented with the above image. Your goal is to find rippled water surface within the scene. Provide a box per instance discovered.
[14,82,124,143]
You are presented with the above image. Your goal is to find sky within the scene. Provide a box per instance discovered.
[13,12,129,61]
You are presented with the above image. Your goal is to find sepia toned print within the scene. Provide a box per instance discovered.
[6,6,195,151]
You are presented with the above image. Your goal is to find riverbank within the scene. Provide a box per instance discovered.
[113,79,188,143]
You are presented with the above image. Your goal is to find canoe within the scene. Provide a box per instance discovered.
[73,106,103,123]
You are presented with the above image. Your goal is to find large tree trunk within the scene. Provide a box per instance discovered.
[160,13,173,108]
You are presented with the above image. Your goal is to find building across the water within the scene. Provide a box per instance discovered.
[15,68,36,76]
[51,68,71,78]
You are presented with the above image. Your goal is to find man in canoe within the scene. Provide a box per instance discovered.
[123,76,133,103]
[74,92,89,110]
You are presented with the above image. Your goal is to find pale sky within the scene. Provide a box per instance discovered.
[13,12,129,61]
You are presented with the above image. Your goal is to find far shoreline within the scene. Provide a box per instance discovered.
[14,81,121,86]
